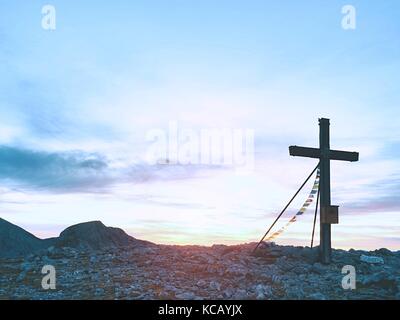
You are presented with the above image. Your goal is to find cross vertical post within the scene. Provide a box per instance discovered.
[319,118,332,264]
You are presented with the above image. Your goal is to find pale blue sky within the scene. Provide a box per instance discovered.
[0,1,399,249]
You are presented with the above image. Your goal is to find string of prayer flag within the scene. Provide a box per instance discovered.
[267,168,320,241]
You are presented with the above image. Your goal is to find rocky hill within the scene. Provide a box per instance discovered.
[0,219,399,300]
[54,221,150,250]
[0,218,151,259]
[0,218,54,259]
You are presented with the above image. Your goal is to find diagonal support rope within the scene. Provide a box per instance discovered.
[310,184,320,248]
[253,162,320,253]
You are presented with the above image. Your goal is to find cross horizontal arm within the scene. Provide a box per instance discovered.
[289,146,320,159]
[329,149,359,162]
[289,145,359,162]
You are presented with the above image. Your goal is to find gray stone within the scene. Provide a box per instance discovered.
[209,281,221,291]
[94,288,105,296]
[196,279,207,287]
[285,286,305,299]
[47,246,56,254]
[254,284,272,298]
[272,275,282,284]
[233,289,248,299]
[311,262,325,274]
[360,271,397,289]
[20,261,32,272]
[175,292,196,300]
[374,248,392,256]
[16,270,28,282]
[308,292,326,300]
[360,254,384,265]
[223,286,234,298]
[256,292,265,300]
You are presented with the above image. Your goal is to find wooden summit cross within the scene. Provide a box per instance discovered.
[289,118,359,264]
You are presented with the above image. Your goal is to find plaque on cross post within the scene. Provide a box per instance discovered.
[289,118,359,264]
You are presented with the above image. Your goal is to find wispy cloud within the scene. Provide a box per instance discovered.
[346,185,400,214]
[0,146,111,192]
[0,145,226,193]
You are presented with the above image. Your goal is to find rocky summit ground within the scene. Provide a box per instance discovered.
[1,241,400,300]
